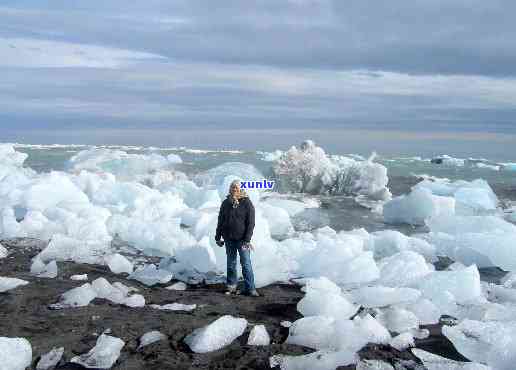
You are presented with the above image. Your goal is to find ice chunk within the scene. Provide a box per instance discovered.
[0,276,29,293]
[287,314,390,352]
[369,230,436,261]
[299,276,342,295]
[412,349,490,370]
[271,141,390,199]
[383,187,455,225]
[270,350,356,370]
[58,283,97,308]
[174,238,217,273]
[0,337,32,370]
[70,274,88,281]
[166,281,187,290]
[417,265,482,304]
[260,203,294,239]
[402,299,441,325]
[150,303,197,311]
[378,251,431,287]
[129,264,173,286]
[138,331,167,349]
[389,332,415,351]
[376,307,419,333]
[104,253,133,274]
[91,278,145,308]
[297,288,358,319]
[36,347,64,370]
[71,334,124,369]
[0,243,7,258]
[427,215,516,235]
[37,234,108,265]
[31,258,58,278]
[443,319,516,370]
[351,286,421,308]
[501,272,516,288]
[357,360,395,370]
[68,148,181,180]
[184,315,247,353]
[247,325,271,346]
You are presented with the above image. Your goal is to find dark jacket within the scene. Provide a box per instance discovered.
[215,196,255,243]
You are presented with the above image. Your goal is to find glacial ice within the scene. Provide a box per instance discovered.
[36,347,64,370]
[58,283,98,307]
[71,334,124,369]
[104,253,133,274]
[443,320,516,370]
[412,349,491,370]
[129,264,173,286]
[91,277,145,307]
[356,360,395,370]
[247,325,271,346]
[297,287,358,319]
[31,258,58,278]
[184,315,248,353]
[270,350,356,370]
[351,286,421,308]
[377,251,432,287]
[389,332,415,351]
[376,307,419,333]
[0,337,32,370]
[166,281,187,290]
[271,140,390,199]
[149,303,196,311]
[138,331,167,349]
[0,276,29,292]
[0,243,7,258]
[383,187,455,225]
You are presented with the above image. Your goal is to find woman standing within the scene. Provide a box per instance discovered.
[215,180,259,297]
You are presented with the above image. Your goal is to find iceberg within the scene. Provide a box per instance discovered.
[271,141,390,199]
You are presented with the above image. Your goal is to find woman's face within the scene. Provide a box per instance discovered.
[230,183,240,197]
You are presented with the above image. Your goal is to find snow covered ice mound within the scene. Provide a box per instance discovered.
[271,140,391,200]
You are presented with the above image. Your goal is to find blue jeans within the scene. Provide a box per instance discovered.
[225,239,256,292]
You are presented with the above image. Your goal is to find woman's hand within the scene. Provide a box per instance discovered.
[243,242,254,251]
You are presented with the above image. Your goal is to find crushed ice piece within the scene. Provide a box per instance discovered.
[412,348,490,370]
[104,253,133,274]
[138,331,167,349]
[31,258,58,278]
[389,332,415,351]
[149,303,196,311]
[165,282,187,291]
[91,278,145,307]
[71,334,124,369]
[36,347,64,370]
[70,274,88,281]
[410,328,430,340]
[247,325,270,346]
[377,251,431,287]
[184,315,247,353]
[129,264,173,286]
[0,337,32,370]
[0,276,29,293]
[280,321,292,328]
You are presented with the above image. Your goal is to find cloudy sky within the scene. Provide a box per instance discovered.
[2,1,516,157]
